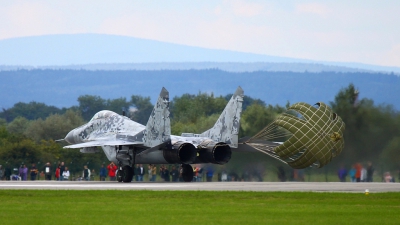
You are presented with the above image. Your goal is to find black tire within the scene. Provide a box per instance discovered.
[122,165,133,183]
[117,169,123,182]
[181,164,193,182]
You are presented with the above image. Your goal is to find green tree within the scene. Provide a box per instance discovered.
[0,138,41,166]
[106,97,131,115]
[0,118,6,127]
[130,95,153,125]
[170,92,227,124]
[225,94,266,111]
[380,136,400,170]
[78,95,106,121]
[240,103,286,137]
[171,114,220,135]
[330,84,400,167]
[0,102,64,122]
[7,117,30,134]
[24,110,84,142]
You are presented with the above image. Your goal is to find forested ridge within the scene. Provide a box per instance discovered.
[1,69,400,110]
[0,84,399,178]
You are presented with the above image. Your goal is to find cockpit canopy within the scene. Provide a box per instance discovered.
[89,110,118,122]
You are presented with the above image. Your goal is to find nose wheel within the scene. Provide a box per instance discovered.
[117,165,134,183]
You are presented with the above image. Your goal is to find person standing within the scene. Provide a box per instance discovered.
[44,162,52,180]
[19,164,28,181]
[197,166,203,182]
[99,164,107,181]
[349,165,356,182]
[55,165,61,181]
[355,163,362,182]
[193,166,198,182]
[151,165,157,182]
[221,171,228,182]
[360,166,367,182]
[163,166,170,182]
[179,165,183,182]
[5,167,11,180]
[384,172,393,182]
[82,165,91,181]
[62,167,70,181]
[147,164,153,181]
[138,164,144,182]
[135,164,140,181]
[59,162,65,181]
[30,164,38,181]
[171,166,179,182]
[159,165,165,181]
[206,167,214,182]
[0,165,4,180]
[277,166,286,182]
[107,162,118,181]
[366,162,374,182]
[337,165,347,182]
[91,169,96,181]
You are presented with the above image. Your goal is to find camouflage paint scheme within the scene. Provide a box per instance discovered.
[63,86,344,169]
[64,87,244,165]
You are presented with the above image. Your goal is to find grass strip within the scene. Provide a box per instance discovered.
[0,190,399,225]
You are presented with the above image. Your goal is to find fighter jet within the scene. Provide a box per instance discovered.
[63,87,345,182]
[64,87,243,182]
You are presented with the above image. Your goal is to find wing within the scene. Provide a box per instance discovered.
[63,140,143,149]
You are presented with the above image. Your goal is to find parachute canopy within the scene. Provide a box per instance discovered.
[246,102,345,169]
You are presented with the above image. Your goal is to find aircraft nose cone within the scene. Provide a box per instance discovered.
[65,130,76,144]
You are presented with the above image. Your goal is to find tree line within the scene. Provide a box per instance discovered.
[0,84,399,177]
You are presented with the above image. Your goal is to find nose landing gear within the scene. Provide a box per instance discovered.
[117,165,134,183]
[116,145,136,183]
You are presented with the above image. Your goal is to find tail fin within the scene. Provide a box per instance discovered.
[143,87,171,147]
[200,86,244,148]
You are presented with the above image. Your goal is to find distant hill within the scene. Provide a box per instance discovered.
[1,69,399,110]
[1,34,400,74]
[20,62,375,74]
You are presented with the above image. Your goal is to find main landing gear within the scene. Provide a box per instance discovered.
[181,164,194,182]
[117,164,194,182]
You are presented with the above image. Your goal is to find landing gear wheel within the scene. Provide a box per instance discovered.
[122,165,134,183]
[117,169,123,182]
[181,164,193,182]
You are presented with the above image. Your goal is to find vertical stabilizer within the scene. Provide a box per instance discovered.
[200,86,244,147]
[143,87,171,147]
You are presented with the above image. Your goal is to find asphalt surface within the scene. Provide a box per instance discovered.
[0,181,399,192]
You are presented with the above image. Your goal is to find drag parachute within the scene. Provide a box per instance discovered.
[245,102,345,169]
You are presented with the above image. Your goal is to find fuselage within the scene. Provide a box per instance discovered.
[65,110,145,145]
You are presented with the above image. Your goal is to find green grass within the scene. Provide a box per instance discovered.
[0,190,399,225]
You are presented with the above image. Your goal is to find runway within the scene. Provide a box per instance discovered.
[0,181,399,192]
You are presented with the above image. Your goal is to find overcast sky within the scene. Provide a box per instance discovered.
[1,0,399,67]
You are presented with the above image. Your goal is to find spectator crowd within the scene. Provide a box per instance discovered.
[0,161,399,183]
[337,162,396,183]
